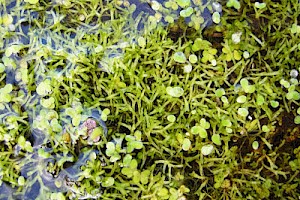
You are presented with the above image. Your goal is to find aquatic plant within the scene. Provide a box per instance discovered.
[0,0,300,199]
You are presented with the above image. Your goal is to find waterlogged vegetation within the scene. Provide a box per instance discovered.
[0,0,300,199]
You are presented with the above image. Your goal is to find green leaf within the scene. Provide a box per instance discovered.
[125,135,135,142]
[157,187,169,199]
[212,12,220,24]
[18,135,26,148]
[102,177,114,187]
[121,167,133,177]
[252,141,259,150]
[240,78,255,93]
[127,141,143,153]
[123,154,132,166]
[2,84,13,94]
[183,64,192,73]
[201,144,214,156]
[166,86,184,97]
[221,119,232,127]
[18,176,25,186]
[180,7,193,18]
[280,79,290,88]
[286,91,300,100]
[212,134,221,145]
[36,80,52,96]
[24,0,39,4]
[151,1,161,10]
[41,97,55,109]
[200,118,210,129]
[106,142,115,156]
[110,152,121,162]
[182,138,191,151]
[215,88,225,97]
[89,127,103,141]
[167,114,176,123]
[254,2,266,9]
[5,45,23,57]
[173,52,186,63]
[164,15,174,23]
[140,170,150,185]
[0,93,11,103]
[24,141,33,152]
[137,37,146,48]
[256,94,265,106]
[226,0,241,10]
[236,95,247,103]
[101,113,107,121]
[72,115,81,126]
[175,0,190,8]
[192,38,211,52]
[188,54,198,63]
[38,148,51,158]
[2,14,13,27]
[262,125,270,132]
[2,56,16,68]
[191,126,203,135]
[238,108,249,117]
[270,100,279,108]
[132,170,140,184]
[294,116,300,124]
[134,130,142,141]
[50,118,62,132]
[0,63,5,73]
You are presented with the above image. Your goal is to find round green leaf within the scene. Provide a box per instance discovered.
[180,7,193,18]
[18,176,25,186]
[262,125,270,132]
[221,119,232,127]
[238,108,249,117]
[189,54,198,63]
[89,127,103,141]
[173,52,186,63]
[2,84,13,94]
[140,170,150,185]
[252,141,259,150]
[211,134,221,145]
[201,144,214,156]
[106,142,115,156]
[102,177,114,187]
[256,94,265,106]
[215,88,225,97]
[166,86,184,97]
[294,116,300,124]
[254,2,266,9]
[270,100,279,108]
[0,63,5,73]
[137,36,146,48]
[191,126,207,138]
[237,95,247,103]
[182,138,191,151]
[212,12,220,24]
[175,0,190,8]
[167,114,176,123]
